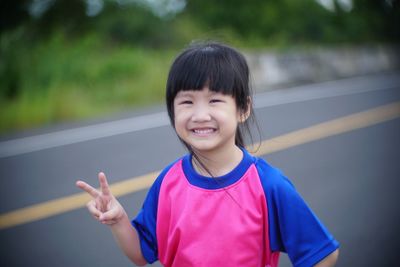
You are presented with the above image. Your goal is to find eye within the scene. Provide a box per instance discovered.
[179,100,193,105]
[210,99,223,103]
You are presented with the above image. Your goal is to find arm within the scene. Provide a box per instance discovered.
[256,160,340,267]
[109,211,147,266]
[76,172,147,266]
[315,249,339,267]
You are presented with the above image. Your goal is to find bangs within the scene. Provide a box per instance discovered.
[166,43,249,100]
[168,48,235,95]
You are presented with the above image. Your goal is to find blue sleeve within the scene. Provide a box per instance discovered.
[256,159,339,267]
[131,161,176,264]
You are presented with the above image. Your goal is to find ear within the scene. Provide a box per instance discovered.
[238,97,251,123]
[239,109,251,123]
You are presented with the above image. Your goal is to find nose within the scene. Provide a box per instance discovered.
[191,104,211,122]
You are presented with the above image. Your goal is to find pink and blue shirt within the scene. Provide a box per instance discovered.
[132,148,339,267]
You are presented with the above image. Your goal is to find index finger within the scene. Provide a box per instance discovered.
[98,172,111,196]
[76,180,100,198]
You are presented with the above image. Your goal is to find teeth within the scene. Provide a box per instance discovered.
[193,129,214,134]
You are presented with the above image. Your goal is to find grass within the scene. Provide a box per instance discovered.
[0,33,175,134]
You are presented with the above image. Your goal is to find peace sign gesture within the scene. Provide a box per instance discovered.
[76,172,126,225]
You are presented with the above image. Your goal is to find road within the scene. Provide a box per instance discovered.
[0,72,399,266]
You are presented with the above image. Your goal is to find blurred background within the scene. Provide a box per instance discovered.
[1,0,399,134]
[1,1,400,267]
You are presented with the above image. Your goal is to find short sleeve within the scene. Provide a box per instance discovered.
[131,161,176,263]
[256,159,339,267]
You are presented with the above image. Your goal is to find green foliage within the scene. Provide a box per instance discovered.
[0,0,31,33]
[94,3,179,48]
[185,0,399,45]
[0,31,174,132]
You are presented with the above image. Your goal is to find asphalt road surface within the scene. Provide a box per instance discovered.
[0,72,399,266]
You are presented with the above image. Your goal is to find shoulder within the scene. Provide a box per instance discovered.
[132,157,186,264]
[253,156,296,193]
[151,156,185,190]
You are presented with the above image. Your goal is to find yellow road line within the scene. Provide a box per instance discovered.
[1,102,399,230]
[248,101,400,156]
[0,171,160,230]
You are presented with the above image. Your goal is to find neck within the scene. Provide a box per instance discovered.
[191,145,243,177]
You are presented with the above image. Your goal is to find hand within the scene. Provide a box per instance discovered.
[76,172,126,225]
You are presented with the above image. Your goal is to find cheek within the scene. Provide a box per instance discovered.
[173,111,187,129]
[173,105,181,122]
[218,109,240,125]
[174,103,193,119]
[174,117,188,140]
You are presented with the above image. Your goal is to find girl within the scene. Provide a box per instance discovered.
[76,42,339,267]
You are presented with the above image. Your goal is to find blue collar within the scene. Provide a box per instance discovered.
[182,147,255,190]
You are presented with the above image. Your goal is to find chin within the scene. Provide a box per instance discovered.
[192,143,227,155]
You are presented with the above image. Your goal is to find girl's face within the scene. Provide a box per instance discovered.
[173,87,243,154]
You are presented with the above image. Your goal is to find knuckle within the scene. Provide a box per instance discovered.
[86,200,94,209]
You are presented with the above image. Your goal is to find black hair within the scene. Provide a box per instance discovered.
[165,41,259,177]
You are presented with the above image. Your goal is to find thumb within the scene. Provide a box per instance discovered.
[99,206,121,221]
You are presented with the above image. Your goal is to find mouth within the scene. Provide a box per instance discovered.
[191,128,217,136]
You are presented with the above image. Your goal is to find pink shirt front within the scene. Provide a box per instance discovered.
[156,160,278,267]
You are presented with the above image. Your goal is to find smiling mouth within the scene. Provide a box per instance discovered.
[192,128,216,135]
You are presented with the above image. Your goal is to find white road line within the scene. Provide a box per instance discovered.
[254,75,399,108]
[0,74,398,158]
[0,112,169,158]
